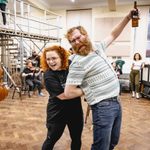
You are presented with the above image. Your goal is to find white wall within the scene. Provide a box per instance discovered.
[132,6,149,58]
[53,5,150,73]
[24,2,149,62]
[92,5,149,57]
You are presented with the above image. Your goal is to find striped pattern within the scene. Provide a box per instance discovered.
[66,42,120,105]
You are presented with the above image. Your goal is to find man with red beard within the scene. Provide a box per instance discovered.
[58,10,134,150]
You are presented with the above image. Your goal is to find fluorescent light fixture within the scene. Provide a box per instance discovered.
[71,0,75,2]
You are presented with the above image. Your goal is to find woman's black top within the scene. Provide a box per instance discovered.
[44,69,83,126]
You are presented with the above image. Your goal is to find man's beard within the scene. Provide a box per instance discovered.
[73,39,92,56]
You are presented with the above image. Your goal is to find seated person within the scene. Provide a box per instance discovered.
[111,61,122,95]
[111,61,122,78]
[28,51,41,68]
[22,60,44,96]
[115,59,125,73]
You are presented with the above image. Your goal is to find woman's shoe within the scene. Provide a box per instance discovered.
[136,93,140,99]
[132,91,135,98]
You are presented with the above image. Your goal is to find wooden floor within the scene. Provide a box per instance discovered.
[0,90,150,150]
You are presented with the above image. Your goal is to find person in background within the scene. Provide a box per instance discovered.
[111,61,122,95]
[115,59,125,74]
[60,9,134,150]
[28,51,42,81]
[111,61,122,78]
[28,51,41,68]
[130,53,145,99]
[0,0,8,26]
[22,60,44,97]
[68,47,76,55]
[41,45,83,150]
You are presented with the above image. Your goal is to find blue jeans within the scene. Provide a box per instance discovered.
[90,97,122,150]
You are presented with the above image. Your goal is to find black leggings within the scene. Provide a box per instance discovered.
[42,120,83,150]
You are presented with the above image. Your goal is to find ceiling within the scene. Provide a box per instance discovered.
[26,0,150,11]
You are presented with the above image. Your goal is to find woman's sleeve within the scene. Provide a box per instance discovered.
[44,71,64,96]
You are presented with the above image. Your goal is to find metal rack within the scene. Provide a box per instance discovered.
[0,0,62,74]
[0,0,62,90]
[140,65,150,98]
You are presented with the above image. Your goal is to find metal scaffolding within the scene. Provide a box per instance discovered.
[0,0,62,75]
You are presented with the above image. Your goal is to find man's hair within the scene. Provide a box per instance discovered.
[40,45,69,72]
[25,59,32,66]
[66,26,88,43]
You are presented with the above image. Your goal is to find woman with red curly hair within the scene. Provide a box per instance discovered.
[41,45,83,150]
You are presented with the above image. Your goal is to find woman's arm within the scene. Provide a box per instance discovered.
[131,63,134,70]
[141,62,145,68]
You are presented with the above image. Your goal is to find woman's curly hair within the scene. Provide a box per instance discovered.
[40,45,70,72]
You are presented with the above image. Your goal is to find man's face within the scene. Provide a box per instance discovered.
[32,51,37,56]
[70,29,91,55]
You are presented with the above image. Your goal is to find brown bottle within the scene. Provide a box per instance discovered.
[131,1,139,27]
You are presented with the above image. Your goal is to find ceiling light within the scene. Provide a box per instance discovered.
[71,0,75,3]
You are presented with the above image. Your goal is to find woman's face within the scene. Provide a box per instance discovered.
[135,54,140,60]
[46,51,62,71]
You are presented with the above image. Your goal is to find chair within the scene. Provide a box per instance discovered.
[21,74,31,97]
[11,72,30,100]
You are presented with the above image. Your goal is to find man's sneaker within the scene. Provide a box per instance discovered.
[39,92,44,96]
